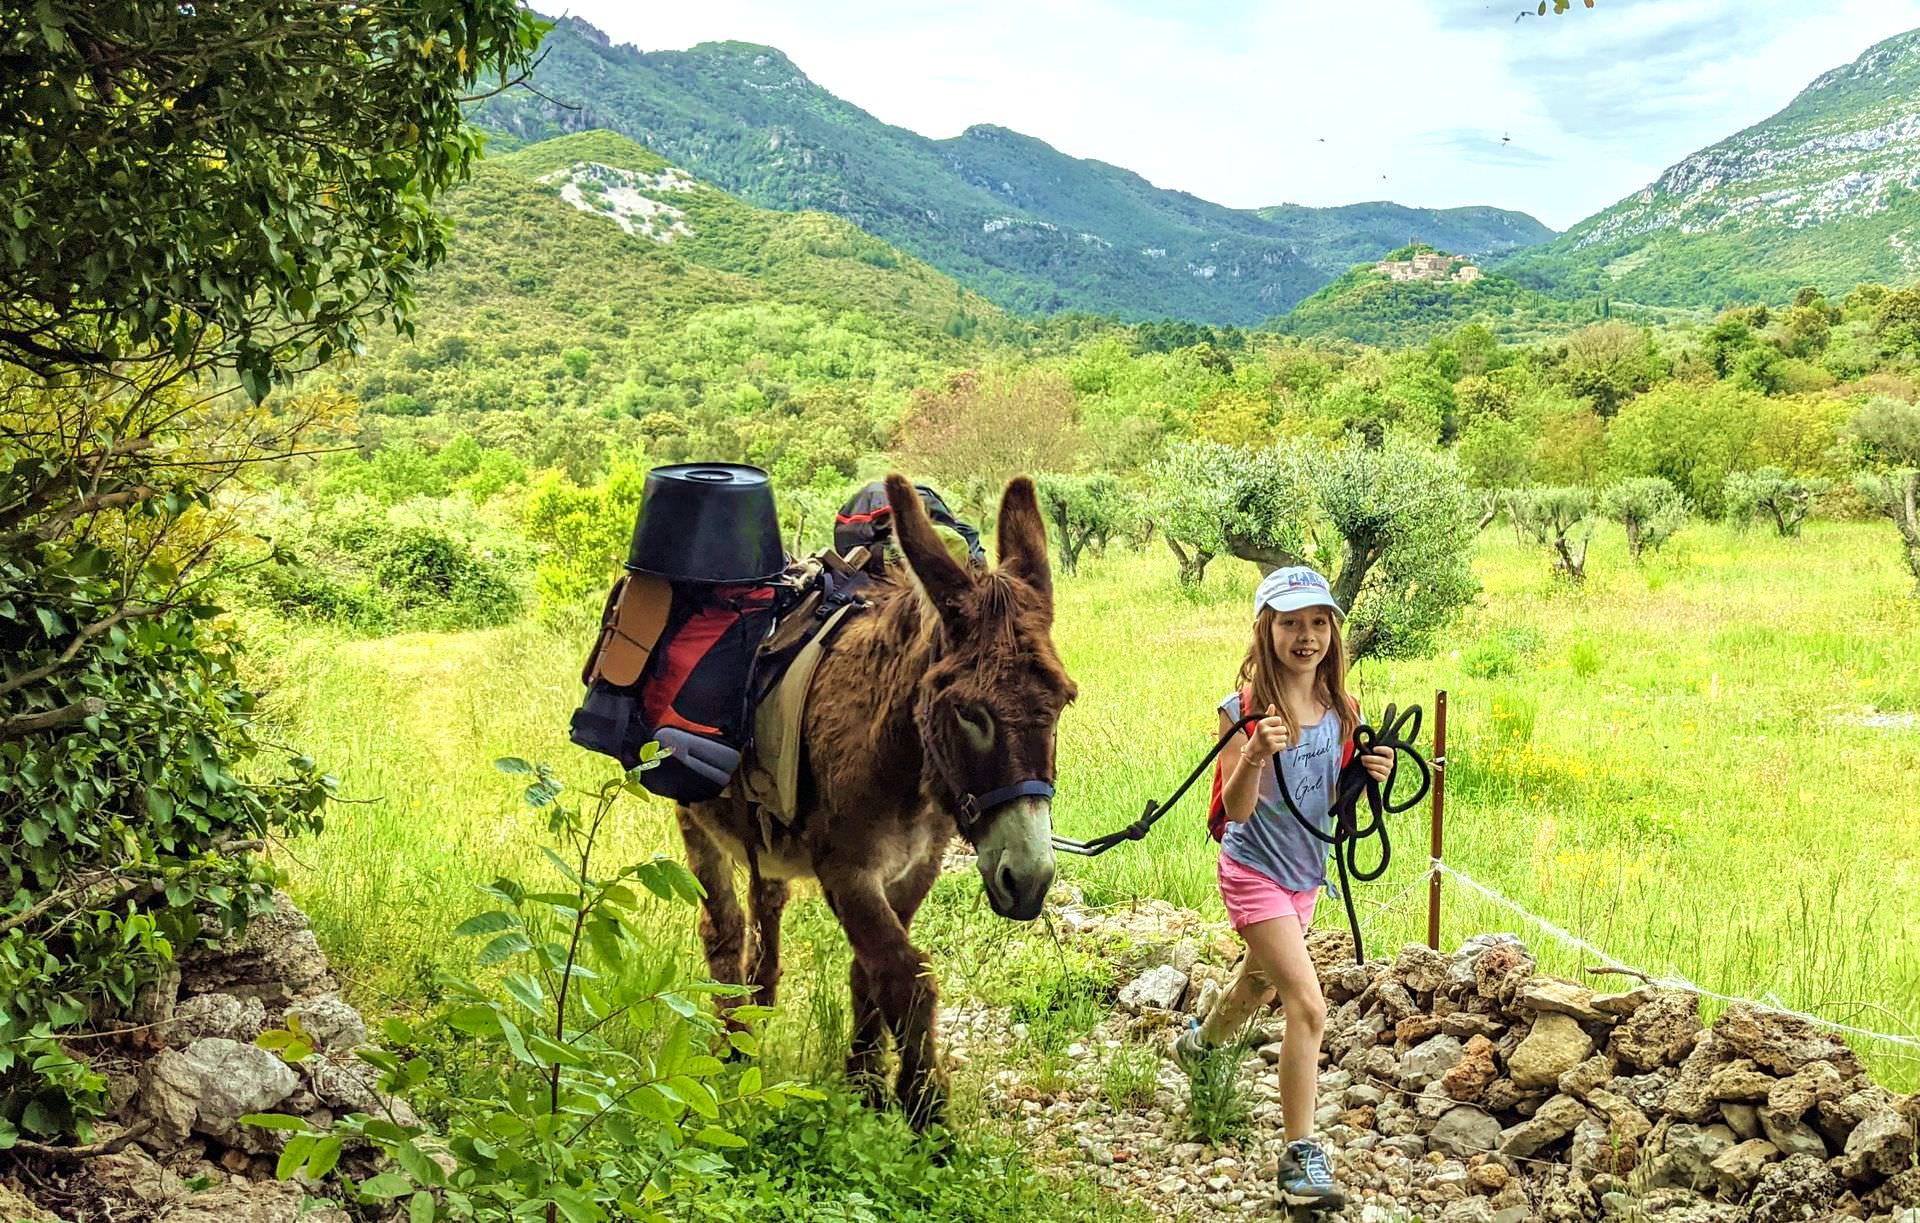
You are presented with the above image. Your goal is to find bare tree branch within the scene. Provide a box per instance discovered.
[9,1119,155,1161]
[0,698,109,740]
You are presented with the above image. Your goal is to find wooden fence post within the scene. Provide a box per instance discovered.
[1427,689,1447,952]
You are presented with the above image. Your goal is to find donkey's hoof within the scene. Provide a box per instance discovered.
[845,1065,888,1111]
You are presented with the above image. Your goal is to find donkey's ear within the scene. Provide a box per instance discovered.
[885,474,971,623]
[995,476,1052,607]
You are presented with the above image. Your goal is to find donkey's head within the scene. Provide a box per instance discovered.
[886,474,1075,921]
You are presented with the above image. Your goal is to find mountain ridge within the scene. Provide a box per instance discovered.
[1501,27,1920,304]
[468,14,1554,324]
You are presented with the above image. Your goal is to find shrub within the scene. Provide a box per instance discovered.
[253,755,819,1219]
[1602,477,1690,560]
[1,386,333,1143]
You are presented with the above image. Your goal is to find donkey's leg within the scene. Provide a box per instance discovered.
[675,806,746,1013]
[844,959,888,1108]
[744,869,789,1009]
[883,852,946,1127]
[842,848,936,1109]
[822,868,947,1130]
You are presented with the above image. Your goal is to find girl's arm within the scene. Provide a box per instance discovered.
[1218,707,1288,824]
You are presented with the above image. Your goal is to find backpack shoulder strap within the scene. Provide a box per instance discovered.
[1206,686,1257,842]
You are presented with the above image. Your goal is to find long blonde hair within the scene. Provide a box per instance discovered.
[1236,606,1359,743]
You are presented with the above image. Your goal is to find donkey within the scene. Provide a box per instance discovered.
[676,474,1074,1129]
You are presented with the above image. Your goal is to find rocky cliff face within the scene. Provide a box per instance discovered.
[1505,29,1920,304]
[1584,32,1920,248]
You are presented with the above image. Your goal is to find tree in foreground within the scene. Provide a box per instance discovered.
[1147,439,1237,587]
[1850,397,1920,593]
[0,0,542,1144]
[1601,477,1690,561]
[1161,434,1479,658]
[1509,485,1598,582]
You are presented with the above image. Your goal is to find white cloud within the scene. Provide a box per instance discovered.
[546,0,1920,229]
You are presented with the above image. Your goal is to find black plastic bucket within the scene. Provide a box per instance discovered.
[626,463,785,584]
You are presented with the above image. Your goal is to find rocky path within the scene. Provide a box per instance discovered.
[947,894,1920,1223]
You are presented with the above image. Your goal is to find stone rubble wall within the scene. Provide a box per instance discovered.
[6,892,404,1223]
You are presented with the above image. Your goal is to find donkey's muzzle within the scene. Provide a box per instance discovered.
[975,796,1056,921]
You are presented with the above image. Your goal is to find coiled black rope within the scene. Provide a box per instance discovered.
[1272,703,1430,964]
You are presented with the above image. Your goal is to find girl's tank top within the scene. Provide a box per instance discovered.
[1217,690,1344,893]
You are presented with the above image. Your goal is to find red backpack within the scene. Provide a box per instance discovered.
[1206,687,1359,842]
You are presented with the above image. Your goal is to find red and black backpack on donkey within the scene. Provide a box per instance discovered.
[569,466,981,805]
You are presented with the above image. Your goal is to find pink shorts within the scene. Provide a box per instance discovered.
[1218,854,1319,932]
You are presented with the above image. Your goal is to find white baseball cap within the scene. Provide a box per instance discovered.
[1254,566,1344,621]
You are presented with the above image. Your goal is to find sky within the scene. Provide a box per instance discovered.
[546,0,1920,231]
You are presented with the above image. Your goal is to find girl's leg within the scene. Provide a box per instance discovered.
[1197,954,1274,1046]
[1239,914,1327,1142]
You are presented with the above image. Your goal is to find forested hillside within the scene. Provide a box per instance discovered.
[1503,28,1920,305]
[467,16,1553,323]
[303,130,1020,489]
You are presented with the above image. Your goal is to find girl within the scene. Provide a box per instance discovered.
[1174,566,1393,1211]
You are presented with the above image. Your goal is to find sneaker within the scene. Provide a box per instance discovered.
[1276,1138,1344,1210]
[1172,1021,1209,1076]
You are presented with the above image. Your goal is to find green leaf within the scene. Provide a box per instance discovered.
[497,1014,534,1065]
[502,974,544,1015]
[494,757,534,775]
[358,1172,414,1201]
[693,1125,747,1149]
[476,931,533,966]
[549,1186,601,1223]
[452,911,513,937]
[446,1004,500,1036]
[395,1139,444,1187]
[307,1136,344,1180]
[276,1134,317,1180]
[409,1190,437,1223]
[239,1112,314,1132]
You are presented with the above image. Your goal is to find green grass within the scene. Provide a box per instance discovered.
[258,518,1920,1109]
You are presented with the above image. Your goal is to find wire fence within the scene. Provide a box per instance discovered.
[1420,856,1920,1056]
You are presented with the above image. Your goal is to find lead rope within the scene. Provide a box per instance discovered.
[1270,703,1430,964]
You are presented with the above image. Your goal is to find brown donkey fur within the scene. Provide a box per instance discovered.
[677,474,1075,1129]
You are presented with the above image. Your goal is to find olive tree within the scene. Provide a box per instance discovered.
[1850,396,1920,593]
[1509,485,1598,581]
[0,0,542,1144]
[1147,439,1236,587]
[1601,477,1690,560]
[1722,468,1830,537]
[1033,472,1141,575]
[1183,434,1479,659]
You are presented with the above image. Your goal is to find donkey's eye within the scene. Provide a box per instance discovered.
[954,704,996,754]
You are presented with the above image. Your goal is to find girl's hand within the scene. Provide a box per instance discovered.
[1243,705,1293,760]
[1360,745,1395,783]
